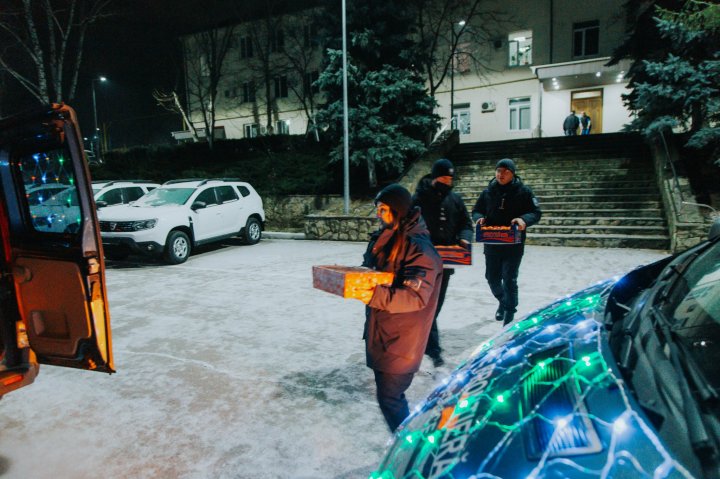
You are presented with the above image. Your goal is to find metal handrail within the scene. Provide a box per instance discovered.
[658,129,716,219]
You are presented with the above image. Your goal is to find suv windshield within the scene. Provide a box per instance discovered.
[133,187,194,207]
[659,243,720,390]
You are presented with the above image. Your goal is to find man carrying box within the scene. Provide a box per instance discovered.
[360,184,443,432]
[412,158,473,367]
[472,159,541,326]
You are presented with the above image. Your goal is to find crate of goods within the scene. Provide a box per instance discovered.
[312,265,394,303]
[475,224,521,244]
[435,244,472,266]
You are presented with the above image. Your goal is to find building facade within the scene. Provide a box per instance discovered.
[180,0,632,143]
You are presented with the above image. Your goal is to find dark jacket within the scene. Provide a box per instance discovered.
[412,175,473,246]
[563,113,580,130]
[362,208,443,374]
[471,176,541,254]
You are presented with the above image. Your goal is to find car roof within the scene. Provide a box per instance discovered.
[92,180,159,188]
[160,178,254,189]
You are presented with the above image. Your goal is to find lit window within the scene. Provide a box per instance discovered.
[508,30,532,66]
[509,97,531,131]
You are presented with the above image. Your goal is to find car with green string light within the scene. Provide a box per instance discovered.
[371,222,720,479]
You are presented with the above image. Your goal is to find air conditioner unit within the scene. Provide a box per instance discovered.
[481,101,496,112]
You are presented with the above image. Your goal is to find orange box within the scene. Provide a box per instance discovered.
[476,224,521,244]
[435,244,472,266]
[312,265,394,302]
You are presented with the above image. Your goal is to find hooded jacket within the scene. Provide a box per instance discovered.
[472,176,541,254]
[362,207,443,374]
[412,175,473,246]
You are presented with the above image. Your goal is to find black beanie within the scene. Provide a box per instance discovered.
[431,158,455,178]
[495,158,516,174]
[375,184,412,219]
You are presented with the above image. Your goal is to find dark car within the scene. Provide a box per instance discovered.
[0,104,114,397]
[372,226,719,478]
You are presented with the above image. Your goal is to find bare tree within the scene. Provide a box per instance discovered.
[280,9,323,140]
[409,0,507,99]
[0,0,112,104]
[245,6,291,135]
[182,25,237,149]
[153,89,200,142]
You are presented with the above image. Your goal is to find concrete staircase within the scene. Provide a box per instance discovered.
[451,133,670,249]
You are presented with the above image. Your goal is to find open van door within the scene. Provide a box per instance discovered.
[0,104,114,397]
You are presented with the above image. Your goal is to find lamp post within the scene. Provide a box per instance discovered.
[91,76,107,161]
[450,20,465,131]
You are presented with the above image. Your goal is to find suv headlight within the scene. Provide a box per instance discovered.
[131,219,157,231]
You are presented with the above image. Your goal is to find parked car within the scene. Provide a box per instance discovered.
[98,178,265,264]
[372,225,720,479]
[92,180,160,208]
[0,104,114,397]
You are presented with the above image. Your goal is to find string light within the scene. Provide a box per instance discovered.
[371,282,694,479]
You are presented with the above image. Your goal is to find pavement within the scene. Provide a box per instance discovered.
[0,239,669,479]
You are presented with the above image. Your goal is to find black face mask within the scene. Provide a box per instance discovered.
[434,182,453,195]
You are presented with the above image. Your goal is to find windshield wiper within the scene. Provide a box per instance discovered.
[651,308,720,475]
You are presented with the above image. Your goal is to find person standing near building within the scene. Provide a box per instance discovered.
[472,159,541,326]
[580,111,592,135]
[412,158,473,367]
[360,183,443,432]
[563,110,580,136]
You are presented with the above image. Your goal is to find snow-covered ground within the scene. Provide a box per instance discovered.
[0,239,669,479]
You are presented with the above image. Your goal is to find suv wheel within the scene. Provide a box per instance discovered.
[244,217,262,245]
[164,231,191,264]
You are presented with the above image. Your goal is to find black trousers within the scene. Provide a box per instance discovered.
[373,370,415,432]
[425,268,452,359]
[485,253,523,313]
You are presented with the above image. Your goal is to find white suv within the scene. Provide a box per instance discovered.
[98,178,265,264]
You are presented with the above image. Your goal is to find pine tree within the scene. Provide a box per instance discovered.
[314,0,440,188]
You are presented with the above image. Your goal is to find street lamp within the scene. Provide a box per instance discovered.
[91,76,107,161]
[450,20,465,131]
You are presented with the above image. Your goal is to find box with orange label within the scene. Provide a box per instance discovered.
[435,244,472,266]
[312,265,394,302]
[475,224,521,244]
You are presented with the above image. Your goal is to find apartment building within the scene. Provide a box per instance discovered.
[179,0,632,143]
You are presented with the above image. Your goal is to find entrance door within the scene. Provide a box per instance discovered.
[571,89,603,134]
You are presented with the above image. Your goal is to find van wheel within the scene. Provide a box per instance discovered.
[164,231,191,264]
[243,217,262,245]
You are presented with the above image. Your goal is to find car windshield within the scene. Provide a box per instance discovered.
[660,242,720,390]
[133,187,194,206]
[92,186,102,195]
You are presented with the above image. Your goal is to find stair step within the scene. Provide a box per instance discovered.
[538,200,662,208]
[525,233,669,249]
[538,209,664,217]
[535,193,661,202]
[540,217,666,226]
[531,225,667,235]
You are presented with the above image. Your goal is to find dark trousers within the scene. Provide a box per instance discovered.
[425,269,452,359]
[373,370,415,432]
[485,253,523,313]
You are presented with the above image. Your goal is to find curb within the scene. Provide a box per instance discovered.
[262,231,306,240]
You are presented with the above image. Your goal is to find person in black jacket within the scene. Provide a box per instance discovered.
[472,159,541,326]
[361,184,443,432]
[412,158,473,367]
[563,110,580,136]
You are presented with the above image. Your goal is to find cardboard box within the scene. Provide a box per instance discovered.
[312,265,394,302]
[435,244,472,266]
[475,224,521,244]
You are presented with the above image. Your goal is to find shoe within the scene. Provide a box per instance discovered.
[495,307,504,321]
[502,311,515,326]
[432,356,445,368]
